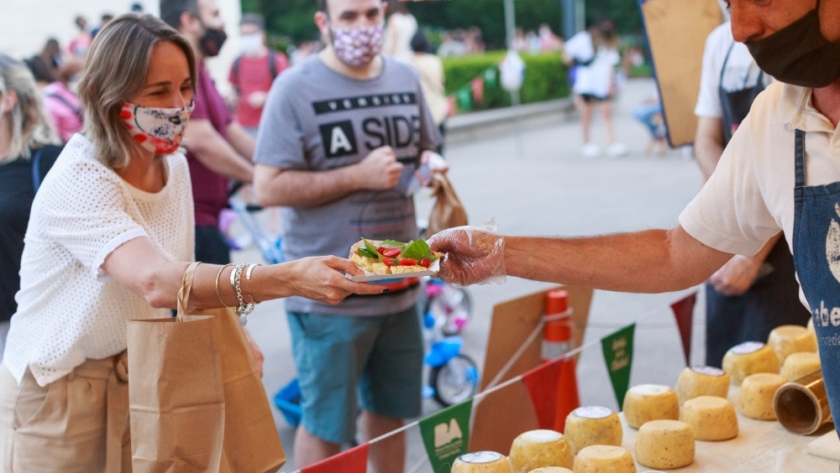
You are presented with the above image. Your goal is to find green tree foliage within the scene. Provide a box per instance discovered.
[243,0,643,49]
[242,0,322,43]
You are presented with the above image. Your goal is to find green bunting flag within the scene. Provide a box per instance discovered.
[419,399,473,473]
[484,68,498,89]
[456,87,472,112]
[601,323,636,408]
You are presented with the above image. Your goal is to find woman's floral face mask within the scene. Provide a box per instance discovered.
[120,101,194,155]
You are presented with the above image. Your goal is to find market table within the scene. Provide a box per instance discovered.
[619,389,837,472]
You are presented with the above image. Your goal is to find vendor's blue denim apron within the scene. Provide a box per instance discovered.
[792,128,840,438]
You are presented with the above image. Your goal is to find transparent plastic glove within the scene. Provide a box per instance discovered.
[427,220,506,286]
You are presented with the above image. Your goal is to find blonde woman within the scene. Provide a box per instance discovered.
[563,16,628,158]
[0,55,62,361]
[0,14,383,471]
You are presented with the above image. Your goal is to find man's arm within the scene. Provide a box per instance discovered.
[694,116,725,182]
[183,119,253,183]
[254,146,403,208]
[709,232,783,295]
[430,226,732,292]
[226,121,256,160]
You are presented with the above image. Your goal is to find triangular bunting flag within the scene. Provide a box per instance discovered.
[419,400,473,473]
[523,359,563,429]
[471,77,485,103]
[456,87,472,112]
[301,443,369,473]
[523,358,579,431]
[671,292,697,366]
[601,323,636,408]
[553,358,580,433]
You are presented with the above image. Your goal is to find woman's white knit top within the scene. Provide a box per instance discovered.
[4,134,194,386]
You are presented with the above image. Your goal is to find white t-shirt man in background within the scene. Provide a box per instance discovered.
[693,21,808,369]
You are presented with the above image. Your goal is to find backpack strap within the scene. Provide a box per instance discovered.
[45,91,84,119]
[269,51,278,80]
[232,56,242,94]
[31,148,44,192]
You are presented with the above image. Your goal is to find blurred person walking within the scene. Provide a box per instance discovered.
[0,55,61,362]
[563,16,627,158]
[0,15,384,471]
[42,57,85,143]
[411,31,448,153]
[383,1,417,63]
[228,13,289,136]
[68,15,93,57]
[25,39,61,87]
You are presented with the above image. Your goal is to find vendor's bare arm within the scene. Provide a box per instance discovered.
[102,236,385,310]
[504,226,732,292]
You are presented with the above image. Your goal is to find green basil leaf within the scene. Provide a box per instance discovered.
[401,239,434,261]
[357,247,379,259]
[362,239,382,261]
[380,239,407,250]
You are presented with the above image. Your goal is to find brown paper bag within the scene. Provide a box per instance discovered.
[128,263,286,473]
[127,315,225,472]
[427,173,468,237]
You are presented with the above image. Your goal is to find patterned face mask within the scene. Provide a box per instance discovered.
[120,101,194,155]
[330,23,385,68]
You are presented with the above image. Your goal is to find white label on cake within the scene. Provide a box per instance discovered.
[731,341,764,355]
[521,429,562,443]
[630,384,669,395]
[574,406,612,419]
[459,451,503,464]
[691,366,725,376]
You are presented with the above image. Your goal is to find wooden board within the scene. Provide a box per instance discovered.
[640,0,722,147]
[468,286,593,453]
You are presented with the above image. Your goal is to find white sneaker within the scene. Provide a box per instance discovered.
[607,142,629,157]
[581,143,601,158]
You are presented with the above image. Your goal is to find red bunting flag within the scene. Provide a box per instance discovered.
[522,358,580,432]
[471,76,485,103]
[553,358,580,432]
[301,443,369,473]
[671,292,698,366]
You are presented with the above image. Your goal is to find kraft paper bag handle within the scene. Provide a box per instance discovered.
[176,262,201,319]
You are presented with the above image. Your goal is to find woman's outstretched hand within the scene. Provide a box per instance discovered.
[285,256,386,304]
[428,226,507,286]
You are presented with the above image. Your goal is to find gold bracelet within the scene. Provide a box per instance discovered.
[245,263,261,280]
[215,264,235,307]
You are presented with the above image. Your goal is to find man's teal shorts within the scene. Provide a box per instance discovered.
[287,305,424,444]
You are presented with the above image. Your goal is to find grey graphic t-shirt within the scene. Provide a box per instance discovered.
[255,56,441,316]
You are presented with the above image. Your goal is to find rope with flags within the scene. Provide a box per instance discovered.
[290,290,699,473]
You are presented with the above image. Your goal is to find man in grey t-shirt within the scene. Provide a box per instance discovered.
[253,0,441,470]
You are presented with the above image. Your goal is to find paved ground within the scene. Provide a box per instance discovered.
[231,77,709,472]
